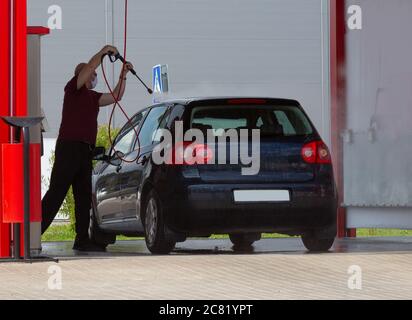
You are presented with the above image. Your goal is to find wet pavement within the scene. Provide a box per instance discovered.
[42,237,412,259]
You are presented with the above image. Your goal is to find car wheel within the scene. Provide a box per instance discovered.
[301,236,335,252]
[89,207,116,249]
[144,190,176,254]
[229,233,261,248]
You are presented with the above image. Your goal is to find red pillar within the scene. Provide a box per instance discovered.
[14,0,29,257]
[0,0,29,258]
[14,0,28,117]
[330,0,356,238]
[0,0,11,257]
[330,0,345,238]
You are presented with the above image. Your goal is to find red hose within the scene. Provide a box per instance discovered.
[101,0,140,163]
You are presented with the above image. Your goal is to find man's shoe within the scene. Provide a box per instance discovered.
[72,241,106,252]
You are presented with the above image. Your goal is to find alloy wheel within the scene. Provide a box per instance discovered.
[145,197,158,246]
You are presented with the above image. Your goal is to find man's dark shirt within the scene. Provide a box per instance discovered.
[58,75,103,145]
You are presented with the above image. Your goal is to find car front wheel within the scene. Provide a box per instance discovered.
[144,190,176,254]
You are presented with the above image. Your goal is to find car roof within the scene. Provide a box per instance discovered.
[153,97,300,107]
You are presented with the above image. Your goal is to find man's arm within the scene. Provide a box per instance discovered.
[99,62,133,107]
[77,45,119,90]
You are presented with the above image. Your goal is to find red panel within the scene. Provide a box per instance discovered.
[2,144,24,223]
[27,26,50,35]
[1,143,42,223]
[0,223,10,258]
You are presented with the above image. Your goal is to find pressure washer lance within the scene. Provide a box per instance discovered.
[107,51,153,95]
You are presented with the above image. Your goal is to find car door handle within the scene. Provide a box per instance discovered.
[116,165,122,173]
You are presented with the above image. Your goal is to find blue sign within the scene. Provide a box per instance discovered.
[153,65,163,93]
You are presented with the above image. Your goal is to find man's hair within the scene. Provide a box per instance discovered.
[74,63,87,76]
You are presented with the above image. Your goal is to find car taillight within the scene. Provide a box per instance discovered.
[168,141,214,165]
[301,141,332,164]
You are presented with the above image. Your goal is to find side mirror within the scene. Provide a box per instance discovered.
[93,146,106,161]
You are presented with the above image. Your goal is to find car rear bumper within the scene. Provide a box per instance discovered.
[162,183,337,236]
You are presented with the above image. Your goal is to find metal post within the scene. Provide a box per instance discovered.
[12,127,21,259]
[9,0,14,140]
[13,224,20,259]
[9,0,18,258]
[23,127,30,260]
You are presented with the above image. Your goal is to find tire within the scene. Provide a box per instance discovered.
[229,233,261,248]
[301,236,335,252]
[143,189,176,254]
[89,207,116,249]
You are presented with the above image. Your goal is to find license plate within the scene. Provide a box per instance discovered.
[233,190,290,203]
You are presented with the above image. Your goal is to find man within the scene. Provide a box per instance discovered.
[42,45,133,252]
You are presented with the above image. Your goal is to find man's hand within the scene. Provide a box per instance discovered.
[100,45,119,57]
[121,62,134,75]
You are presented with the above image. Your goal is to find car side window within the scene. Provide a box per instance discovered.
[113,130,135,155]
[111,111,146,156]
[136,105,169,148]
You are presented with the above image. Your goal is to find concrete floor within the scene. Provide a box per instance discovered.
[43,237,412,259]
[0,237,412,299]
[41,236,412,257]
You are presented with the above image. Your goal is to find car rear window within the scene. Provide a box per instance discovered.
[191,105,313,136]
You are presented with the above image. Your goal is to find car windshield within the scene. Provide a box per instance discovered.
[191,104,314,137]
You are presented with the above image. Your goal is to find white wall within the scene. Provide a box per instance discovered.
[28,0,330,143]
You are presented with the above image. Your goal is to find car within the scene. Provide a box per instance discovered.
[90,97,338,254]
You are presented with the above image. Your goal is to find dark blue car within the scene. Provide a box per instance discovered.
[91,97,337,254]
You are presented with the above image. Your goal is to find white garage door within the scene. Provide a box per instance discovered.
[345,0,412,228]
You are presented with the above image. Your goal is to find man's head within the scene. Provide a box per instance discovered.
[75,63,97,89]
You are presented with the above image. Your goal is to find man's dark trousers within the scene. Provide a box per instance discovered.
[41,140,94,243]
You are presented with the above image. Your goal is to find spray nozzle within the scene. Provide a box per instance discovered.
[107,51,122,63]
[104,51,153,95]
